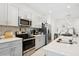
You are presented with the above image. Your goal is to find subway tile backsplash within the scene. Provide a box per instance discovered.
[0,25,19,34]
[0,25,28,35]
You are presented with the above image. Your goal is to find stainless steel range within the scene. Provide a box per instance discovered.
[15,33,35,55]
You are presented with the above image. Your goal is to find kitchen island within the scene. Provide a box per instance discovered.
[43,36,79,56]
[0,37,22,56]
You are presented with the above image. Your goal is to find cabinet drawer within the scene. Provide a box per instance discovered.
[0,47,11,56]
[0,46,18,56]
[0,39,22,56]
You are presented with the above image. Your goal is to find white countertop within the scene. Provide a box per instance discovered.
[43,36,79,56]
[0,37,22,44]
[33,34,45,36]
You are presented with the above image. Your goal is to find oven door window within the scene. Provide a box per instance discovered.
[23,39,35,51]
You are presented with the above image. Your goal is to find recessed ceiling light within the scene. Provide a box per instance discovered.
[67,5,71,9]
[48,10,52,14]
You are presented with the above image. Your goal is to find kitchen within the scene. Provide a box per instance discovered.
[0,3,79,56]
[0,3,51,56]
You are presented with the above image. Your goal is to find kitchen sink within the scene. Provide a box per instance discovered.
[56,38,78,45]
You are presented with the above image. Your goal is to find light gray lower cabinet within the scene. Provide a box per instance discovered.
[0,40,22,56]
[0,47,11,56]
[35,35,45,49]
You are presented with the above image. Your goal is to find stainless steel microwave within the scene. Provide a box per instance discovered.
[18,17,32,26]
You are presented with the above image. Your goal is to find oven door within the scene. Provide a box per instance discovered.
[23,39,35,53]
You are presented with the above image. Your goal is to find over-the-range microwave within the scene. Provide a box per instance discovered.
[18,17,32,26]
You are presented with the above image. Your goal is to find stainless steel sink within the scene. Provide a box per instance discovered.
[57,39,77,45]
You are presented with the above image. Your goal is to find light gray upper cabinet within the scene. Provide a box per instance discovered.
[0,3,43,27]
[0,3,8,25]
[32,15,43,28]
[19,9,25,17]
[0,3,19,26]
[8,4,18,26]
[18,8,32,21]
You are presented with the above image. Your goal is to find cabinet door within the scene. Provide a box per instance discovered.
[19,8,32,20]
[10,46,16,56]
[8,4,18,26]
[0,46,21,56]
[40,35,45,47]
[0,39,22,56]
[35,35,43,49]
[32,15,42,28]
[0,3,7,25]
[19,9,25,17]
[35,35,45,49]
[35,36,40,49]
[0,47,11,56]
[14,45,22,56]
[10,40,22,56]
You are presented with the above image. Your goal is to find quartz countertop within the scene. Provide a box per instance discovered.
[33,34,45,36]
[43,36,79,56]
[0,37,22,44]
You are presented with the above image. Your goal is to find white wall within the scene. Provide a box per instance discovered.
[50,18,55,40]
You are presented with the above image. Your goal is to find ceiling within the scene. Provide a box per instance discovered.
[26,3,79,19]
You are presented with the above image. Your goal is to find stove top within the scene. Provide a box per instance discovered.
[15,33,35,39]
